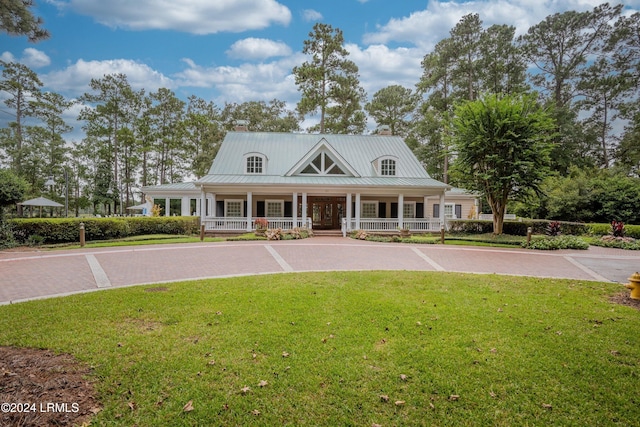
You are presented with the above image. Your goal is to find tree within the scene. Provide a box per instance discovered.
[451,93,555,234]
[293,23,366,133]
[221,99,299,133]
[365,85,418,137]
[0,168,28,219]
[0,0,49,42]
[518,3,622,172]
[185,96,223,179]
[0,60,43,175]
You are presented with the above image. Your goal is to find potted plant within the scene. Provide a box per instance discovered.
[254,218,268,236]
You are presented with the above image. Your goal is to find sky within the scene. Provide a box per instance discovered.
[1,0,640,135]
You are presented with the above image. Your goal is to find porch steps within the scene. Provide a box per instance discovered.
[312,230,344,237]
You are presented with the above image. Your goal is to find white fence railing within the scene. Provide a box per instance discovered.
[347,218,445,233]
[202,217,311,231]
[478,213,517,221]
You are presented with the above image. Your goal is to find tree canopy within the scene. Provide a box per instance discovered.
[451,93,555,234]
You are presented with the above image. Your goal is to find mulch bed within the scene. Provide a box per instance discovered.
[610,292,640,311]
[0,347,100,426]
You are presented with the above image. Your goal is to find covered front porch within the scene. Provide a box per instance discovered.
[198,188,448,235]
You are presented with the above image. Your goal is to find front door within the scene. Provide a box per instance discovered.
[309,197,345,230]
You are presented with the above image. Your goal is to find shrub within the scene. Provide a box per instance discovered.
[524,235,589,250]
[588,223,640,239]
[9,217,200,244]
[611,220,625,238]
[546,221,561,236]
[590,236,640,250]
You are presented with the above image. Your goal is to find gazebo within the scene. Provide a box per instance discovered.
[18,197,64,217]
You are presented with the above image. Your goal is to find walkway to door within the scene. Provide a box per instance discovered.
[1,238,636,305]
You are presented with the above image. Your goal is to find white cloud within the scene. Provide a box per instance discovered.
[43,59,174,96]
[55,0,291,34]
[346,43,423,96]
[22,48,52,68]
[226,38,292,60]
[175,54,304,105]
[302,9,323,22]
[0,48,51,68]
[362,0,631,51]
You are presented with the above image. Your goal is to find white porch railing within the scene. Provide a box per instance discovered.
[202,217,311,231]
[478,213,517,220]
[347,218,445,233]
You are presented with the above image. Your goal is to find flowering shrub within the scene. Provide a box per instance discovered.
[255,218,268,229]
[524,235,589,250]
[611,220,625,238]
[546,221,561,236]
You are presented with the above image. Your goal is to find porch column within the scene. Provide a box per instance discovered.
[246,191,253,231]
[206,193,215,217]
[199,187,205,220]
[355,193,361,230]
[439,191,446,228]
[181,196,190,216]
[302,193,308,228]
[398,193,404,229]
[346,193,352,232]
[292,192,298,227]
[165,198,170,217]
[423,196,428,218]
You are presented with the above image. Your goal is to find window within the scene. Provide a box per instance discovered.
[361,201,378,218]
[299,152,346,175]
[380,158,396,176]
[225,200,243,217]
[444,203,455,219]
[266,200,284,217]
[246,155,263,174]
[403,202,416,219]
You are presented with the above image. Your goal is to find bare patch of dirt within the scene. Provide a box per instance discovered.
[0,346,100,427]
[610,292,640,311]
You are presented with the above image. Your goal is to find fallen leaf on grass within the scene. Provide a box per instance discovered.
[183,400,194,412]
[610,350,621,356]
[380,395,389,402]
[399,374,408,381]
[282,351,290,358]
[542,403,553,410]
[372,424,382,427]
[258,380,268,388]
[490,348,497,353]
[395,400,405,406]
[251,409,261,416]
[128,402,136,411]
[449,395,460,401]
[429,402,435,410]
[208,360,216,365]
[241,386,251,394]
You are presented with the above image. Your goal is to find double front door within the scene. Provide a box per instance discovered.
[309,196,345,230]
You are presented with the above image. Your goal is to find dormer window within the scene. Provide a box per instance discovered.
[245,153,266,174]
[380,158,396,176]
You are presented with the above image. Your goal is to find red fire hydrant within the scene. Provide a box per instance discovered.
[625,272,640,300]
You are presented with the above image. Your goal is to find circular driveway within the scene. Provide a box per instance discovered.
[0,237,638,304]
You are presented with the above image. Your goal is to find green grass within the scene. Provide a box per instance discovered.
[0,272,637,426]
[41,234,225,249]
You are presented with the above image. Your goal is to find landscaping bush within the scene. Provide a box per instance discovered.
[524,235,589,250]
[588,223,640,239]
[590,236,640,250]
[449,219,591,236]
[9,217,200,244]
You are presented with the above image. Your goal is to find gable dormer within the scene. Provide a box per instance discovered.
[244,152,267,174]
[286,138,360,177]
[372,155,398,176]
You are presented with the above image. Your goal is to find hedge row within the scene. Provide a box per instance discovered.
[448,219,639,238]
[9,217,200,244]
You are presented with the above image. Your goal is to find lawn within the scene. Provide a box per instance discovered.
[0,271,637,426]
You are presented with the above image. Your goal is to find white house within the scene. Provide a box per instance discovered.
[142,130,479,234]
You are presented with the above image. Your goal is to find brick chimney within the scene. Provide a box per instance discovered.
[234,119,249,132]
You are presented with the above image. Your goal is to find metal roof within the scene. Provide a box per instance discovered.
[197,174,447,188]
[204,132,435,179]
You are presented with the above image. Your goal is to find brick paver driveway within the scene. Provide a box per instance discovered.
[1,237,638,304]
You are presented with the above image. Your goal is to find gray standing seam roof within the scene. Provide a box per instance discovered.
[198,132,446,188]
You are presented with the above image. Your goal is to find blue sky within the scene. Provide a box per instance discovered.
[2,0,639,133]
